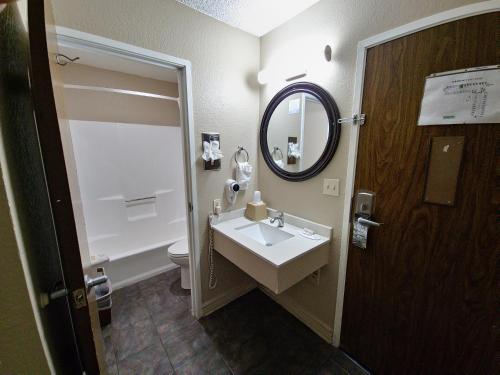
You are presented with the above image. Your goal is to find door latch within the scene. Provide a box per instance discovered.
[72,288,87,309]
[352,190,382,249]
[41,286,88,309]
[338,114,366,126]
[39,286,68,308]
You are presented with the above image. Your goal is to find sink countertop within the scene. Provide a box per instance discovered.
[212,209,332,268]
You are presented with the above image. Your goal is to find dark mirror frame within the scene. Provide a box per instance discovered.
[260,82,341,181]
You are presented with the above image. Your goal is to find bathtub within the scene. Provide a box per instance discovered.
[70,120,189,289]
[89,218,187,289]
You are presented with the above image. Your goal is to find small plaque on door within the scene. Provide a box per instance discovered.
[424,136,464,205]
[352,221,369,249]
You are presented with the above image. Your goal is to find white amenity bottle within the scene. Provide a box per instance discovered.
[253,190,262,204]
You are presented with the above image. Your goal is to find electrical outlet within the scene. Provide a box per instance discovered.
[308,269,321,286]
[213,198,222,213]
[323,178,340,196]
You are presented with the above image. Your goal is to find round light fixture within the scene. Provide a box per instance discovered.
[257,69,270,85]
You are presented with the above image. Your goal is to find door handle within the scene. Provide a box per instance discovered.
[84,274,108,292]
[357,217,382,227]
[352,189,381,249]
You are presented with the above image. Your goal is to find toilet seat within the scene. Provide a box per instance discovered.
[168,238,189,258]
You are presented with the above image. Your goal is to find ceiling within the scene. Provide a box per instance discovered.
[176,0,321,37]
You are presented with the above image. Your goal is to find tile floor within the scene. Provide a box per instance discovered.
[103,268,369,375]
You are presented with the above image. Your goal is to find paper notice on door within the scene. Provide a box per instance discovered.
[418,66,500,125]
[352,221,368,249]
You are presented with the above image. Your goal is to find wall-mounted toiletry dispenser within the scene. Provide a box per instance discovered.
[202,132,223,170]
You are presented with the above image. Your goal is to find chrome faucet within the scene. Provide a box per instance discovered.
[269,211,285,227]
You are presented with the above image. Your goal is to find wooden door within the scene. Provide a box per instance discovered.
[341,13,499,375]
[0,1,101,374]
[0,3,83,373]
[38,0,109,370]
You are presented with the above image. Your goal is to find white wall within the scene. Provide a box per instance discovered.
[51,0,260,305]
[259,0,483,342]
[70,121,187,257]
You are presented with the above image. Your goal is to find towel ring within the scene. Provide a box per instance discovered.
[234,146,249,163]
[272,147,284,161]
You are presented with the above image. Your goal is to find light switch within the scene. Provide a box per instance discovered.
[323,178,340,196]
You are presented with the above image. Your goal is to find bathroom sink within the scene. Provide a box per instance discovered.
[236,222,293,247]
[211,209,332,294]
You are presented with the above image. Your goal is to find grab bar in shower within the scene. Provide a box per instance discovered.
[124,196,156,203]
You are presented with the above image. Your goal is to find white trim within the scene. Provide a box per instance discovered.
[333,0,500,347]
[361,0,500,49]
[54,26,203,319]
[112,263,179,290]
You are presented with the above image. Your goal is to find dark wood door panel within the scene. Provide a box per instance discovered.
[341,12,499,375]
[0,4,83,373]
[26,1,101,373]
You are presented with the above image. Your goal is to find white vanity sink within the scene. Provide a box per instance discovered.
[212,209,332,294]
[236,222,293,247]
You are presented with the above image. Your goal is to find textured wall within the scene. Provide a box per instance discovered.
[51,0,260,304]
[259,0,482,341]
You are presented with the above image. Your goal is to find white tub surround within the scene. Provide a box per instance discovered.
[212,209,332,294]
[70,120,188,288]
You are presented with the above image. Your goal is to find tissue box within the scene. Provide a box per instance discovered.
[245,202,267,221]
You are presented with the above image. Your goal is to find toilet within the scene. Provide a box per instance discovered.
[167,238,190,289]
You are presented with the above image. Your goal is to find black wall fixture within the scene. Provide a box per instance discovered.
[260,82,341,182]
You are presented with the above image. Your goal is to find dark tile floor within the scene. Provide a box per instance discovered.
[103,268,369,375]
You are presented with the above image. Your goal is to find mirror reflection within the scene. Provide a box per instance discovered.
[266,93,329,172]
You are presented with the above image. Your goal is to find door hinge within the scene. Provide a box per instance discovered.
[72,288,87,309]
[188,202,193,212]
[338,114,365,126]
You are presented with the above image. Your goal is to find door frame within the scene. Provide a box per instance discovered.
[333,0,500,346]
[53,26,203,319]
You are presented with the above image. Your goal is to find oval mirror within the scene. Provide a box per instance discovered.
[260,82,341,181]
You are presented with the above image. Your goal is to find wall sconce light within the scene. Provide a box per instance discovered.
[257,69,270,85]
[285,68,308,82]
[257,67,308,85]
[257,44,332,86]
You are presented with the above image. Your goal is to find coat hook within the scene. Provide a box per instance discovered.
[55,53,80,66]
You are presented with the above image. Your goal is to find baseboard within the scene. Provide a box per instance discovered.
[259,286,334,343]
[112,263,179,290]
[202,282,257,316]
